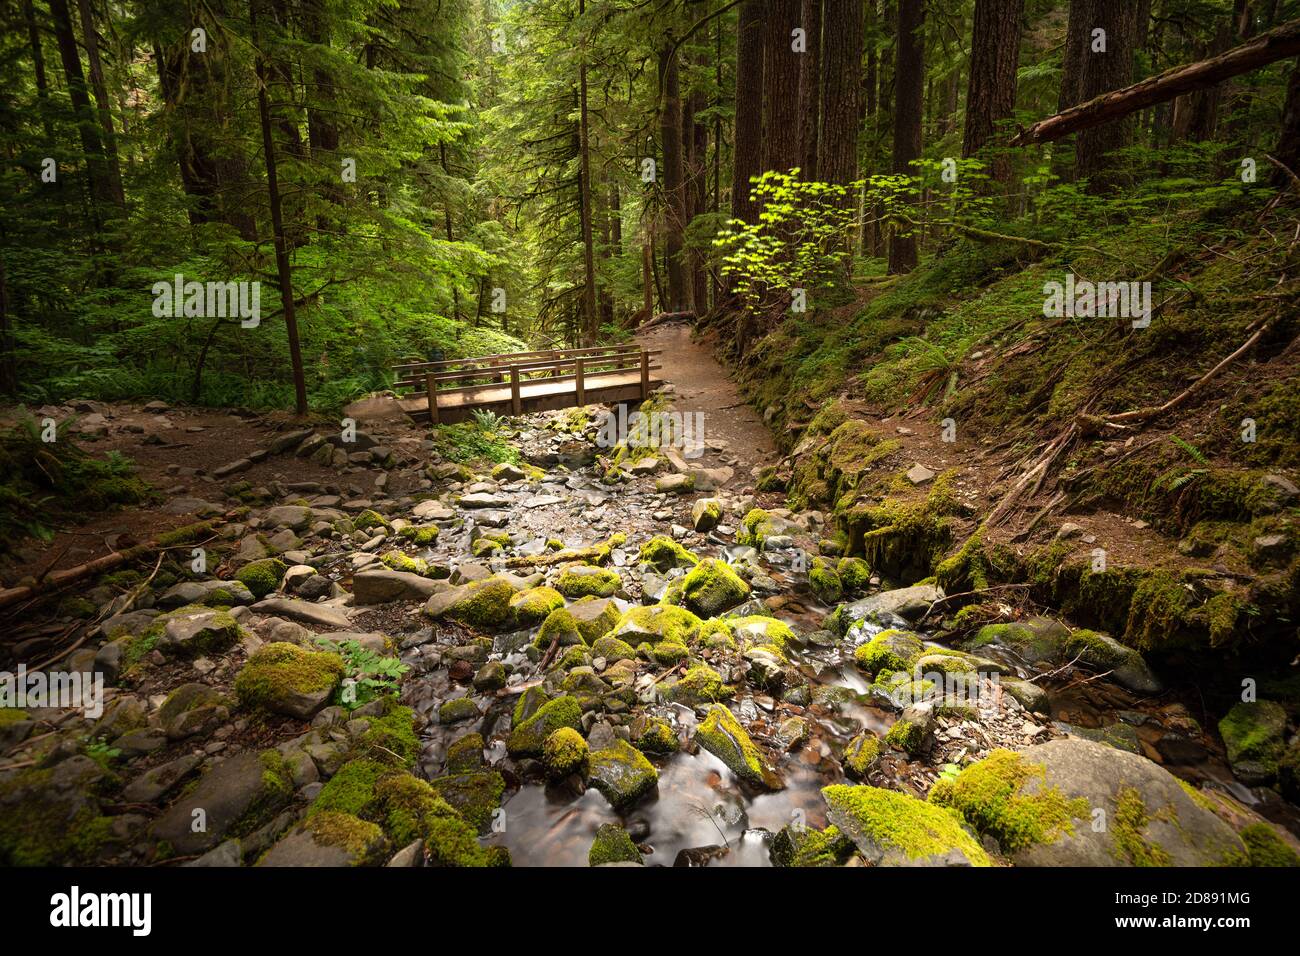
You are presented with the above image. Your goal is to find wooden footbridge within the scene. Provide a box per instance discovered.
[394,343,664,424]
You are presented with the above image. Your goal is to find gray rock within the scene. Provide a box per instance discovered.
[150,751,292,855]
[834,584,945,630]
[351,569,441,605]
[157,579,256,609]
[122,754,204,804]
[250,598,351,630]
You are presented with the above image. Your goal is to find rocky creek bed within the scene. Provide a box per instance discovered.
[1,392,1298,869]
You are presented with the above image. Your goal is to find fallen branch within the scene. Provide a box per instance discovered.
[1011,19,1300,146]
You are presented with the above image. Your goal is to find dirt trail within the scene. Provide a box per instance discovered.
[636,321,778,472]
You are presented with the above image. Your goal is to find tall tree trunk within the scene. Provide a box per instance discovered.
[963,0,1024,184]
[24,0,55,144]
[578,0,599,344]
[731,1,765,225]
[821,0,864,190]
[798,0,822,178]
[76,0,125,205]
[1073,0,1139,190]
[252,0,308,417]
[1275,57,1300,187]
[686,65,709,314]
[659,44,687,313]
[48,0,115,212]
[889,0,924,274]
[763,0,803,174]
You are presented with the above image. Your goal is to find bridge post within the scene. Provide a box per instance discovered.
[640,348,649,400]
[576,358,585,405]
[425,372,440,425]
[510,366,521,415]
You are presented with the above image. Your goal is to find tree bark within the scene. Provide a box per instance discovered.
[963,0,1024,184]
[1275,57,1300,186]
[659,44,687,313]
[798,0,822,178]
[22,0,55,145]
[253,0,308,417]
[1071,0,1139,189]
[578,0,599,343]
[889,0,924,274]
[48,0,115,212]
[820,0,863,193]
[76,0,125,205]
[731,1,765,225]
[763,0,803,174]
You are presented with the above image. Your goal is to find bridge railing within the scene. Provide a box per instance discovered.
[393,345,662,422]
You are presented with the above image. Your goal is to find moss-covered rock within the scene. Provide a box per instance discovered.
[1240,822,1300,867]
[589,822,642,865]
[1218,700,1288,784]
[236,557,289,599]
[587,738,659,809]
[234,642,345,718]
[398,524,440,546]
[737,508,781,548]
[506,695,582,757]
[837,556,871,592]
[424,575,518,630]
[770,824,855,867]
[533,607,585,648]
[927,749,1089,853]
[428,770,506,833]
[809,558,843,604]
[843,734,881,779]
[731,615,796,652]
[822,784,991,866]
[509,585,566,626]
[632,716,678,755]
[612,604,702,645]
[590,634,637,662]
[568,596,621,643]
[555,564,622,598]
[675,558,751,616]
[380,551,429,575]
[639,534,700,571]
[354,509,390,531]
[372,772,509,867]
[445,733,485,773]
[151,604,243,658]
[852,628,925,677]
[695,704,782,789]
[542,727,589,779]
[438,697,480,725]
[661,663,730,705]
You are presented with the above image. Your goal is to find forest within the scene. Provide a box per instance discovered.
[0,0,1299,880]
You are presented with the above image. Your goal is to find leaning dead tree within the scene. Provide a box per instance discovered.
[1011,19,1300,146]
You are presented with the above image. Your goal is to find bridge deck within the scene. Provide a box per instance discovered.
[395,346,664,423]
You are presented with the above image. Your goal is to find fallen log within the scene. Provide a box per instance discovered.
[1010,19,1300,146]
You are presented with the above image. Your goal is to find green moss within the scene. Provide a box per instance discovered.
[675,558,751,616]
[844,734,881,779]
[507,695,582,756]
[836,556,871,591]
[533,607,584,649]
[651,641,690,665]
[235,558,288,599]
[587,738,660,809]
[443,575,517,630]
[695,704,770,787]
[303,811,387,864]
[438,697,480,725]
[509,586,565,626]
[356,706,419,767]
[354,509,390,531]
[639,535,700,571]
[853,628,925,676]
[589,823,642,866]
[568,596,621,643]
[1240,822,1300,867]
[398,524,440,546]
[1218,700,1287,777]
[662,663,730,704]
[737,508,779,547]
[0,767,115,866]
[542,726,589,779]
[731,615,796,652]
[929,749,1089,853]
[381,551,429,575]
[428,770,506,832]
[770,824,854,867]
[633,718,678,755]
[372,773,508,867]
[613,604,703,645]
[590,634,636,661]
[883,719,925,754]
[234,641,345,712]
[809,559,843,604]
[1111,787,1173,867]
[309,759,391,819]
[555,564,621,598]
[697,617,737,650]
[822,784,992,867]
